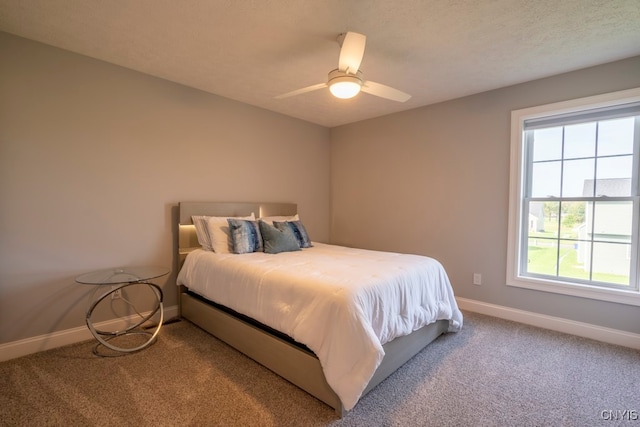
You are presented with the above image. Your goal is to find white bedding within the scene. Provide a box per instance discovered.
[176,242,463,410]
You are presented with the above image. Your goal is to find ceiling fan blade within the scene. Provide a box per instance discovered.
[275,82,328,99]
[361,80,411,102]
[338,32,366,74]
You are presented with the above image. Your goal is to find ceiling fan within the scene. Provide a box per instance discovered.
[275,32,411,102]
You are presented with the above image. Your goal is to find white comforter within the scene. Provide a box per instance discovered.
[176,243,462,410]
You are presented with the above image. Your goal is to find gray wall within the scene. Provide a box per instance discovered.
[331,56,640,334]
[0,32,331,344]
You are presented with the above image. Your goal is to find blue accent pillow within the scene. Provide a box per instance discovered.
[227,219,263,254]
[258,220,301,254]
[273,220,312,248]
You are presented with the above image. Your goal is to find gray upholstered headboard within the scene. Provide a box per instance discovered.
[178,201,297,264]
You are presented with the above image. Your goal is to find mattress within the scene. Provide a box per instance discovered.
[177,242,463,410]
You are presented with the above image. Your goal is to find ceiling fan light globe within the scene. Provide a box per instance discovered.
[329,81,361,99]
[328,70,363,99]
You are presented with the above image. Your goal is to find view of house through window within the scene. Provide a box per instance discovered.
[508,89,640,303]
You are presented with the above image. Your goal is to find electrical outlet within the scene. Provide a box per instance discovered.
[111,287,121,299]
[473,273,482,285]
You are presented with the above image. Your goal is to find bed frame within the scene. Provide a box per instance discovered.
[177,201,449,416]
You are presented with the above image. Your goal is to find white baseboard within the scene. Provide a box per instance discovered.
[456,297,640,350]
[0,305,179,362]
[4,301,637,362]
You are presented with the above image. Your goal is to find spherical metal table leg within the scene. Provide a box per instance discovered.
[86,281,164,356]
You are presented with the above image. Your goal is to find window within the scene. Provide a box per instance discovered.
[507,88,640,305]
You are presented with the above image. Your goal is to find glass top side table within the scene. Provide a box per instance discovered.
[77,266,169,356]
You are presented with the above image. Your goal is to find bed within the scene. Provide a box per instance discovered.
[176,202,462,416]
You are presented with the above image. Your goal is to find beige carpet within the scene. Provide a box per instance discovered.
[1,311,639,426]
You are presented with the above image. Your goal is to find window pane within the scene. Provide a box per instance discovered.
[595,156,632,197]
[560,201,586,236]
[527,201,547,236]
[574,238,591,277]
[526,201,559,277]
[562,159,595,197]
[592,242,631,286]
[592,201,633,242]
[558,239,584,280]
[531,161,561,197]
[598,117,634,156]
[564,122,596,159]
[532,127,562,161]
[526,238,558,276]
[528,201,559,237]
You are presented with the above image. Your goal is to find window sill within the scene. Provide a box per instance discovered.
[507,276,640,307]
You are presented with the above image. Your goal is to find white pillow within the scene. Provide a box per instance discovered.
[259,214,299,225]
[192,215,214,251]
[206,213,255,253]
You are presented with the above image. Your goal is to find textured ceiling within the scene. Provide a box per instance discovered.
[1,0,639,127]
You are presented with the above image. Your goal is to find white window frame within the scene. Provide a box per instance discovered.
[507,87,640,306]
